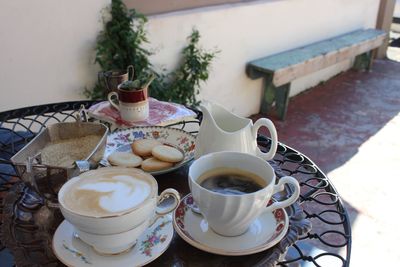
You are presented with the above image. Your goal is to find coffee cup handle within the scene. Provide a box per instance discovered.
[107,92,120,110]
[252,118,278,160]
[264,176,300,213]
[150,188,180,226]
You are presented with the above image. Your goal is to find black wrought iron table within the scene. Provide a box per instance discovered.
[0,101,351,266]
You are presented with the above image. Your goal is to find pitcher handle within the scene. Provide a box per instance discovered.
[263,176,300,213]
[107,92,120,111]
[252,118,278,160]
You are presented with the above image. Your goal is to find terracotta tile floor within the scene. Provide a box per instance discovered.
[253,59,400,266]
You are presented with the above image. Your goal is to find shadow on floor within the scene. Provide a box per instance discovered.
[254,59,400,174]
[252,59,400,263]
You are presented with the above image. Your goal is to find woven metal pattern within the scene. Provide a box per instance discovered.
[0,101,351,266]
[258,136,351,266]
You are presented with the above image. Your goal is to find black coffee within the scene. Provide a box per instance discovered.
[199,168,266,195]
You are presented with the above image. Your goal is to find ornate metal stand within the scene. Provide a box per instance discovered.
[0,101,351,266]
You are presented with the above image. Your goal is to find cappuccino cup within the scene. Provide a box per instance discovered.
[189,151,300,237]
[58,167,180,254]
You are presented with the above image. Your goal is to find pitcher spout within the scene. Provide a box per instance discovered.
[201,101,251,133]
[199,100,214,123]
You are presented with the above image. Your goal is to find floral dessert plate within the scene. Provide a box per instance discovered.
[52,214,173,267]
[173,194,289,256]
[100,126,196,175]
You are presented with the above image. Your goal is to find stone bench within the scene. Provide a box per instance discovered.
[246,29,387,120]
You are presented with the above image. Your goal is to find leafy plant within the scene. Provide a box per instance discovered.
[152,30,218,107]
[85,0,218,107]
[119,73,155,91]
[84,0,152,99]
[96,1,150,72]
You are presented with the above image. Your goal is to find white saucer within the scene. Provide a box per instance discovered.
[52,214,173,267]
[173,194,289,256]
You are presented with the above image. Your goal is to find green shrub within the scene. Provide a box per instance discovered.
[85,0,218,107]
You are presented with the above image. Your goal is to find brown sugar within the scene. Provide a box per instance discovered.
[41,135,101,168]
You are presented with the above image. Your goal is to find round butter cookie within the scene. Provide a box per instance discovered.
[152,145,184,163]
[108,151,142,167]
[141,157,173,172]
[131,139,162,157]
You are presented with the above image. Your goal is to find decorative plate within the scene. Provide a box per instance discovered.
[100,126,196,175]
[87,98,197,128]
[173,194,289,256]
[52,214,173,267]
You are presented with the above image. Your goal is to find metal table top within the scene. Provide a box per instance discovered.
[0,101,351,266]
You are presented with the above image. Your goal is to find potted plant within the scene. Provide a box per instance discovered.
[107,72,155,122]
[85,0,152,99]
[85,0,218,108]
[118,73,155,91]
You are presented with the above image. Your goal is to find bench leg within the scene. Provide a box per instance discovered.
[354,52,372,71]
[367,49,377,71]
[260,76,291,120]
[275,83,291,120]
[260,75,275,114]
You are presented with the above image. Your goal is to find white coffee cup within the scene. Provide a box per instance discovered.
[189,151,300,237]
[58,167,180,254]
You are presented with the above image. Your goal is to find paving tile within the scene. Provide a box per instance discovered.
[252,59,400,266]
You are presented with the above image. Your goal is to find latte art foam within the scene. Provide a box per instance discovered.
[63,174,152,217]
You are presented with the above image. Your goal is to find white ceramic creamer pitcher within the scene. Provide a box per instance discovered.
[195,101,278,160]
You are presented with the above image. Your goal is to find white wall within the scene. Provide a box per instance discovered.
[394,0,400,18]
[146,0,380,116]
[0,0,109,112]
[0,0,380,116]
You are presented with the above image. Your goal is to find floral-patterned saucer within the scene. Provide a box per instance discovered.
[100,126,196,175]
[52,214,173,267]
[173,194,289,256]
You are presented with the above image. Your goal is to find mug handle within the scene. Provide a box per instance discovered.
[252,118,278,160]
[264,176,300,214]
[107,92,120,110]
[99,71,112,92]
[150,188,180,225]
[98,71,106,88]
[127,65,134,81]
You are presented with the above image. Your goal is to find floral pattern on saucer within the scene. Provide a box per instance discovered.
[53,215,173,267]
[173,194,289,256]
[267,199,286,239]
[101,126,196,175]
[140,220,170,257]
[175,196,193,236]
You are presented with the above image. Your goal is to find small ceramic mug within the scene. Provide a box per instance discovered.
[58,167,180,254]
[107,85,149,122]
[99,65,134,94]
[189,151,300,237]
